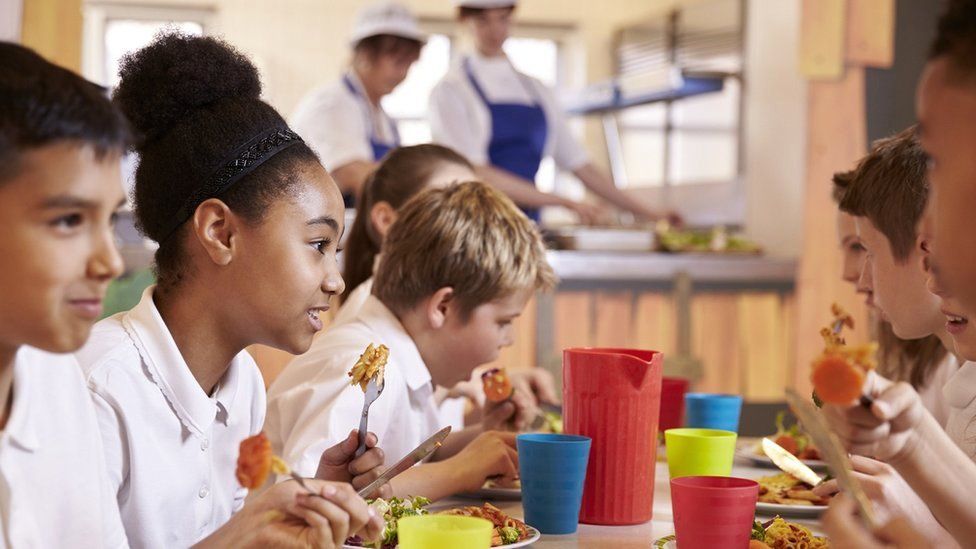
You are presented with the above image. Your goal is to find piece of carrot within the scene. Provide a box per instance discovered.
[236,432,273,489]
[811,353,865,405]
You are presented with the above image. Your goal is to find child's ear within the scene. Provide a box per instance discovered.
[426,287,455,329]
[192,198,237,267]
[370,201,398,240]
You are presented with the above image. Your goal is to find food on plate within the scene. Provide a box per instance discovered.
[751,516,831,548]
[811,303,877,405]
[481,367,514,403]
[349,343,389,391]
[656,225,762,254]
[235,432,290,489]
[757,473,830,506]
[345,496,431,549]
[756,412,821,461]
[439,503,531,546]
[541,411,563,434]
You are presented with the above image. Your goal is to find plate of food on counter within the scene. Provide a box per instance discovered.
[754,472,830,518]
[653,516,830,548]
[344,497,540,549]
[736,412,829,472]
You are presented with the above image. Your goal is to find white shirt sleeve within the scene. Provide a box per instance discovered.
[428,78,491,165]
[536,81,590,172]
[291,87,373,172]
[88,385,128,497]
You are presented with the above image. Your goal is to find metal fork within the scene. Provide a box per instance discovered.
[355,375,385,457]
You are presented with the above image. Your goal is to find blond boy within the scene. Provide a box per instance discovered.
[266,180,556,501]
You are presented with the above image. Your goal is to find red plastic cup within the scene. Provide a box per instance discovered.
[659,377,689,432]
[670,476,759,549]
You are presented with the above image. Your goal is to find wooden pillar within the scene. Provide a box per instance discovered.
[20,0,83,72]
[793,0,895,394]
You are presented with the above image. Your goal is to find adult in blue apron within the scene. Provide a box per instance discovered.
[289,2,424,208]
[428,0,680,225]
[341,74,402,207]
[464,57,546,222]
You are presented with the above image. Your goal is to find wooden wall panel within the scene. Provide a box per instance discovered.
[20,0,82,71]
[799,0,846,79]
[691,294,742,395]
[593,291,634,349]
[553,292,594,353]
[738,293,789,401]
[634,293,676,358]
[845,0,895,67]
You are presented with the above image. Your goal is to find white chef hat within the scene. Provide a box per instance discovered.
[349,2,426,47]
[453,0,518,8]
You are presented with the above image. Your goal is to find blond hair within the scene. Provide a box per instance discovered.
[373,180,557,316]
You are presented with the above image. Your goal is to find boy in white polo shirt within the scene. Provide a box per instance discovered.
[0,41,131,549]
[267,180,557,502]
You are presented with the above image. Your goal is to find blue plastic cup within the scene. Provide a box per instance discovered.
[516,433,591,535]
[684,393,743,433]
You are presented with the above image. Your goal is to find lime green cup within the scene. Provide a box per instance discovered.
[664,428,737,479]
[397,515,493,549]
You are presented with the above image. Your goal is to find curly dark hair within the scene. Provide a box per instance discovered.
[113,32,319,290]
[0,42,130,183]
[930,0,976,83]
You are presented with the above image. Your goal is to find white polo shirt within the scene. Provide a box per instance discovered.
[428,50,589,172]
[291,71,399,171]
[75,287,266,549]
[0,346,127,549]
[266,295,443,476]
[944,360,976,460]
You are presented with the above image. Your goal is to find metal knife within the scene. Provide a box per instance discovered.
[356,425,451,498]
[761,437,824,487]
[785,389,878,528]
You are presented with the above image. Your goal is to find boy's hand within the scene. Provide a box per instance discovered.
[508,368,559,406]
[822,494,933,549]
[481,385,538,432]
[821,374,927,462]
[316,430,391,499]
[813,455,952,543]
[203,480,383,549]
[447,431,519,493]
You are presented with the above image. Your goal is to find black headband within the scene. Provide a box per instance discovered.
[157,126,304,242]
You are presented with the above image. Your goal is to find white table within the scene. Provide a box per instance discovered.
[441,454,823,548]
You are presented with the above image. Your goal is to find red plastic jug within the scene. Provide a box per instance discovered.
[563,348,663,525]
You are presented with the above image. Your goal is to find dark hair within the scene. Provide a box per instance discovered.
[114,32,319,290]
[0,42,130,183]
[458,6,516,19]
[353,34,422,63]
[930,0,976,83]
[830,169,852,204]
[838,125,928,262]
[342,144,472,302]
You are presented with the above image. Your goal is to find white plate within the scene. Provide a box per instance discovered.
[456,486,522,501]
[755,501,826,519]
[736,442,830,472]
[342,526,540,548]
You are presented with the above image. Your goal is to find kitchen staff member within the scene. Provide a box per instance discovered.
[430,0,678,224]
[291,1,424,205]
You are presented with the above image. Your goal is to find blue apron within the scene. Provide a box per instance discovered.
[342,74,400,206]
[464,58,548,222]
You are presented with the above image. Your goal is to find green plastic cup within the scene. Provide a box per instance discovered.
[664,428,737,479]
[397,515,493,549]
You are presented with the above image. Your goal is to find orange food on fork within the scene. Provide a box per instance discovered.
[236,432,291,489]
[482,368,513,403]
[811,353,867,405]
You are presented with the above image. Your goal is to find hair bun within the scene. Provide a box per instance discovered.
[113,32,261,145]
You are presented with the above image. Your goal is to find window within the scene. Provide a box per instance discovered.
[83,4,211,87]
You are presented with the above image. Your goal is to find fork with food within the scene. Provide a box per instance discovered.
[349,343,390,457]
